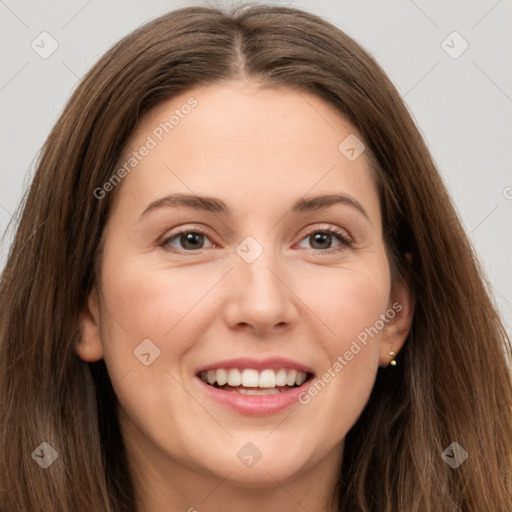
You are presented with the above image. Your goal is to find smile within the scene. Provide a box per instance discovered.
[195,358,315,415]
[199,368,309,395]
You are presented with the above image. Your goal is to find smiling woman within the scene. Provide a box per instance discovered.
[0,4,511,512]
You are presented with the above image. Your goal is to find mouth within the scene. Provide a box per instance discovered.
[195,359,315,416]
[197,367,313,395]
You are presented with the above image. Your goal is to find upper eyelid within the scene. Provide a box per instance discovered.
[161,224,216,243]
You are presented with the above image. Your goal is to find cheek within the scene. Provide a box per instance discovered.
[96,255,213,432]
[298,258,391,349]
[100,252,211,335]
[294,257,391,409]
[96,255,187,381]
[292,299,387,453]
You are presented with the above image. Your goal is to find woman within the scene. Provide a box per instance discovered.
[0,4,511,511]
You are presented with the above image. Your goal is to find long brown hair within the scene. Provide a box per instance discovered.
[1,5,511,511]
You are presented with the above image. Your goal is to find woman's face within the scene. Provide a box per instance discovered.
[78,81,412,503]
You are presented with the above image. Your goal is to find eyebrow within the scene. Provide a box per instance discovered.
[139,192,370,223]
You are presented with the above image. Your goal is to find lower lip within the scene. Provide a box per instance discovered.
[196,377,312,416]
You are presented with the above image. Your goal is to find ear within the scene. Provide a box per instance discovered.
[379,253,415,367]
[76,286,104,362]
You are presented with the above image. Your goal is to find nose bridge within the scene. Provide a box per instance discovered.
[224,234,297,333]
[236,237,285,304]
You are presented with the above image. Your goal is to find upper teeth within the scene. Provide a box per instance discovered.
[200,368,308,388]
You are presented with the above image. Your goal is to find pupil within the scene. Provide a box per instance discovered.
[181,232,204,250]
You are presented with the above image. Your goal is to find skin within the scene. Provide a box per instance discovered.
[77,80,413,512]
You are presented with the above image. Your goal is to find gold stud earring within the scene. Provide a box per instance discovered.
[388,344,397,366]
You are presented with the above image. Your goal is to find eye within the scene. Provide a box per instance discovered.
[161,228,216,252]
[297,227,353,252]
[160,225,352,254]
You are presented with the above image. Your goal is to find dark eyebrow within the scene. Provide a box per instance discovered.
[291,194,370,222]
[139,192,370,223]
[140,193,231,219]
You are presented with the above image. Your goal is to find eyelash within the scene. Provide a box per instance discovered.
[160,225,354,254]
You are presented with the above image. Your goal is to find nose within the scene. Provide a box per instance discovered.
[222,247,299,336]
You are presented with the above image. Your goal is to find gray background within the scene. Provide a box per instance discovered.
[1,0,511,334]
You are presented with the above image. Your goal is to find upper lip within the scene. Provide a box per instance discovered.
[196,357,314,375]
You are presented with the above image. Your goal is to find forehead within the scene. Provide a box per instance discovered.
[113,81,380,221]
